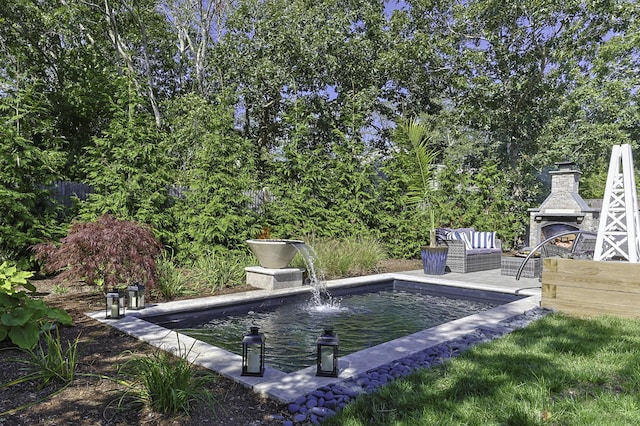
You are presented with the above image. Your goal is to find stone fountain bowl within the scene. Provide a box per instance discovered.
[246,239,304,269]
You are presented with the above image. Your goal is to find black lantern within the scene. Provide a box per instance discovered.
[242,326,265,376]
[127,282,145,310]
[316,327,339,377]
[105,289,125,319]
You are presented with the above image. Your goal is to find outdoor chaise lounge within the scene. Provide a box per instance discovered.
[436,227,502,273]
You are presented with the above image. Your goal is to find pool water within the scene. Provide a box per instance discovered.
[154,282,504,373]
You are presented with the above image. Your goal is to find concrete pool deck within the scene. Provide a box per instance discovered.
[87,269,541,403]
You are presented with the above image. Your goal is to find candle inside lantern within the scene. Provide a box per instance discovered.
[111,301,119,318]
[321,347,333,371]
[247,346,260,373]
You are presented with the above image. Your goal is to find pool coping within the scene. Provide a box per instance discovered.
[86,271,541,403]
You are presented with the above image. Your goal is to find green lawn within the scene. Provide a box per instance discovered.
[323,313,640,425]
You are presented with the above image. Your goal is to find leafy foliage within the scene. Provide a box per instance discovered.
[259,91,381,240]
[291,236,387,279]
[80,79,172,233]
[377,117,441,257]
[0,262,72,350]
[403,120,439,206]
[32,215,162,289]
[2,329,80,389]
[262,106,335,238]
[399,117,441,246]
[377,156,424,257]
[154,253,191,300]
[1,0,638,262]
[187,250,252,294]
[164,93,257,258]
[0,261,34,295]
[434,161,531,249]
[119,340,214,415]
[0,77,65,261]
[155,249,251,299]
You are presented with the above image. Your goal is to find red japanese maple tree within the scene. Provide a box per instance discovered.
[32,214,162,290]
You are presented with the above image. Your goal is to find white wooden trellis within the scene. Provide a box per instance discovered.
[593,144,640,262]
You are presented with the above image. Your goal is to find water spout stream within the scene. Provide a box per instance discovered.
[292,243,340,309]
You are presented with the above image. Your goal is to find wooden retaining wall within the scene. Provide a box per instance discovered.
[542,258,640,318]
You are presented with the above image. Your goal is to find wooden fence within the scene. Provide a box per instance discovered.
[45,182,272,211]
[46,181,93,209]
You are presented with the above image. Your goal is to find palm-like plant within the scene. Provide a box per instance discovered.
[401,118,440,247]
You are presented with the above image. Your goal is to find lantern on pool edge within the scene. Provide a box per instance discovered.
[105,289,125,319]
[242,326,265,376]
[316,327,339,377]
[127,282,145,310]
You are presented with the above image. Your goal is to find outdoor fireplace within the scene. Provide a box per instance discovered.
[528,161,600,248]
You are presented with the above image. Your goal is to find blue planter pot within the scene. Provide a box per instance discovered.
[421,246,448,275]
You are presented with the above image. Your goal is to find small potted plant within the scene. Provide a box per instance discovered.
[400,117,448,275]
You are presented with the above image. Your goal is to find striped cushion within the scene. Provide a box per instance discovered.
[472,231,496,249]
[461,233,473,250]
[435,228,452,243]
[447,230,460,240]
[448,230,473,250]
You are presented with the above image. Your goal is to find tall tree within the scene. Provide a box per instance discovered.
[414,0,627,202]
[160,0,230,96]
[0,76,65,259]
[80,78,172,233]
[0,0,117,179]
[535,0,640,197]
[217,0,427,172]
[101,0,178,127]
[164,93,256,257]
[444,0,567,171]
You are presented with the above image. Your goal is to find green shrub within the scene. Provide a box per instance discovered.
[155,253,193,300]
[0,260,33,295]
[120,340,214,415]
[157,249,259,298]
[0,107,65,262]
[292,236,387,279]
[165,94,256,260]
[0,262,72,350]
[188,250,251,293]
[8,329,79,388]
[0,330,81,415]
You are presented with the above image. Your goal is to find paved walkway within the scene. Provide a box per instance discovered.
[88,268,541,403]
[396,268,541,296]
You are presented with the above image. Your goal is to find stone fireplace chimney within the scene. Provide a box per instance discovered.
[528,161,600,247]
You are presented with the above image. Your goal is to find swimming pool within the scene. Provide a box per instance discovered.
[87,271,541,402]
[151,280,520,372]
